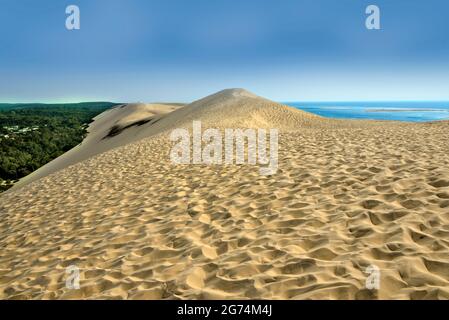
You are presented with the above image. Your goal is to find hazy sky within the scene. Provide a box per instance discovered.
[0,0,448,102]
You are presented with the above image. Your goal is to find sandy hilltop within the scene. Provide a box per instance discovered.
[1,88,449,299]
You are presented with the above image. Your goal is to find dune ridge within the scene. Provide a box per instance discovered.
[1,89,449,299]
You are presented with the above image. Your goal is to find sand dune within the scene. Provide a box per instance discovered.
[11,88,340,191]
[1,89,449,299]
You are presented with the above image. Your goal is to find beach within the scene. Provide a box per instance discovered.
[1,89,449,299]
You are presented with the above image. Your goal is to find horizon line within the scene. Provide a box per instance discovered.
[3,99,449,105]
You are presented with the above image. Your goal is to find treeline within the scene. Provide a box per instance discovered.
[0,102,119,192]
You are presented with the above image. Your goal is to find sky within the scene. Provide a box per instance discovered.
[0,0,448,103]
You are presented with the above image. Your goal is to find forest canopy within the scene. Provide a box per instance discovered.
[0,102,119,192]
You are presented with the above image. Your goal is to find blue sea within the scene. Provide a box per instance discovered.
[284,101,449,122]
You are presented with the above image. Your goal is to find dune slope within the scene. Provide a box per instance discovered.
[11,103,181,190]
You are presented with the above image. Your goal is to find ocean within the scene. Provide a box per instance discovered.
[284,101,449,122]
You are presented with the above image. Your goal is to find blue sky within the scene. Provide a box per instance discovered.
[0,0,448,102]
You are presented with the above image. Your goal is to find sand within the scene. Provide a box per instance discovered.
[1,89,449,299]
